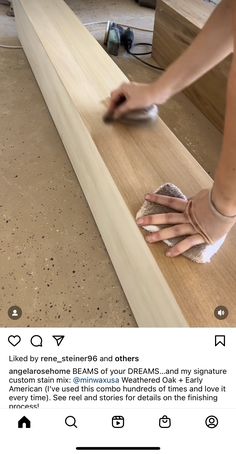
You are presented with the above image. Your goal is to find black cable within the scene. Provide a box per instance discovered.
[129,52,165,71]
[127,43,165,71]
[128,42,152,55]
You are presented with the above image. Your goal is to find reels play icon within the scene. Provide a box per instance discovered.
[112,416,124,428]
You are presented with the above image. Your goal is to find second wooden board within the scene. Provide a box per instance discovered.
[152,0,231,132]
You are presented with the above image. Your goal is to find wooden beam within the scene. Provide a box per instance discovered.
[13,0,236,327]
[152,0,231,132]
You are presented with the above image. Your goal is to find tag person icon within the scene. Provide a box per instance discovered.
[8,305,22,320]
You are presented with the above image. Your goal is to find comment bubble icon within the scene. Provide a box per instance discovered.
[30,335,43,347]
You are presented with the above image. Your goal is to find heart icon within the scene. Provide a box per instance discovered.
[8,335,21,347]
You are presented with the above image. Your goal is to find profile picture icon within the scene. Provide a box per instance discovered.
[205,415,218,429]
[8,306,22,320]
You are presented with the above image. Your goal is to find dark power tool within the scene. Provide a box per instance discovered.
[104,21,134,56]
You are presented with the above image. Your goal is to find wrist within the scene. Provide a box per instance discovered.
[211,184,236,217]
[150,78,173,105]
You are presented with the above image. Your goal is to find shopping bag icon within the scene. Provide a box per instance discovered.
[159,415,171,428]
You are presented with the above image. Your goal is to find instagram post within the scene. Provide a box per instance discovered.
[0,0,236,452]
[0,0,235,329]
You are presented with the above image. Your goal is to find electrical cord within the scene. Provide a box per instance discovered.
[128,42,152,56]
[83,21,153,33]
[127,43,165,71]
[0,44,22,48]
[84,21,165,71]
[129,53,165,71]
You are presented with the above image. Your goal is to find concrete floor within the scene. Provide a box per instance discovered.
[0,0,222,327]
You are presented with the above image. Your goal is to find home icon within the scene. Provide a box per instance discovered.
[18,416,31,429]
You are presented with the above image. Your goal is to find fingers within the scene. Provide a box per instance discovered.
[136,190,210,258]
[145,193,187,213]
[108,98,121,113]
[108,84,128,114]
[110,85,127,101]
[146,223,196,243]
[137,212,186,226]
[166,234,205,257]
[113,101,132,119]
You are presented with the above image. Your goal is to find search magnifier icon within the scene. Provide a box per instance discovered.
[65,415,78,428]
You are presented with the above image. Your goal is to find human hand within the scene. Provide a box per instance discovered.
[136,189,236,257]
[107,82,161,119]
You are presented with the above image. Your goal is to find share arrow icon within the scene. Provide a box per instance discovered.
[53,335,65,346]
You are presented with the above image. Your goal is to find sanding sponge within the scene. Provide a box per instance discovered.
[103,104,158,124]
[103,95,159,124]
[136,183,225,263]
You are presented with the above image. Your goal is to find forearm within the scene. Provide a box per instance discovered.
[212,57,236,216]
[151,0,233,103]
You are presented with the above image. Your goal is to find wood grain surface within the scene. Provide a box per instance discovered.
[13,0,236,327]
[152,0,231,132]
